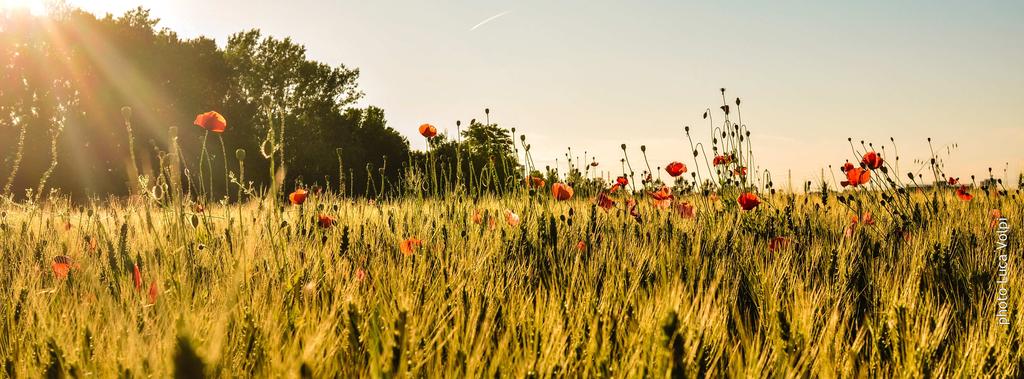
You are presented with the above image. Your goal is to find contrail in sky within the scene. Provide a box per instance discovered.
[470,11,510,31]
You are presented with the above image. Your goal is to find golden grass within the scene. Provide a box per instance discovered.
[0,191,1019,377]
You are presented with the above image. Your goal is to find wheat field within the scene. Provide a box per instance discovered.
[0,188,1019,378]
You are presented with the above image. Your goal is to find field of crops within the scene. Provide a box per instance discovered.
[0,186,1019,377]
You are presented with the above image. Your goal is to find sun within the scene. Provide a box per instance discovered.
[0,0,48,16]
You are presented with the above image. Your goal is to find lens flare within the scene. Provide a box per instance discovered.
[0,0,47,16]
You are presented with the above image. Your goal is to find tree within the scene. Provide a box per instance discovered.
[0,7,408,201]
[224,30,362,192]
[409,119,521,197]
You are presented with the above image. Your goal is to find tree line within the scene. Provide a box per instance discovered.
[0,6,523,202]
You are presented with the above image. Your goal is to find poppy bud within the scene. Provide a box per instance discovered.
[235,148,246,161]
[120,106,133,120]
[735,97,741,106]
[640,145,646,152]
[520,135,526,141]
[703,111,708,119]
[907,172,915,180]
[510,127,516,133]
[720,88,726,93]
[620,144,627,150]
[485,108,490,115]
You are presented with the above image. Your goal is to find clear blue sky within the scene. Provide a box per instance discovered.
[58,0,1024,186]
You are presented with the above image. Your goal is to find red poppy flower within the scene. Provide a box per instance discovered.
[194,111,227,133]
[956,185,973,201]
[841,162,855,173]
[626,198,640,219]
[289,188,308,205]
[850,212,875,228]
[732,167,748,176]
[676,201,695,219]
[861,151,883,170]
[769,237,790,252]
[132,263,143,291]
[991,209,1003,228]
[649,186,672,201]
[947,177,959,186]
[317,214,336,228]
[616,176,629,186]
[505,210,521,226]
[552,183,574,201]
[526,176,546,189]
[52,256,73,279]
[861,212,875,225]
[148,280,159,304]
[651,187,675,209]
[841,168,871,187]
[665,161,687,177]
[400,237,422,256]
[576,240,586,251]
[596,192,615,210]
[737,192,761,211]
[713,154,734,166]
[418,123,437,138]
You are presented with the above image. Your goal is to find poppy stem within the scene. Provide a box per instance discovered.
[199,130,209,201]
[219,135,229,200]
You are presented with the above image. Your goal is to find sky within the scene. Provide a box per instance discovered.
[47,1,1024,186]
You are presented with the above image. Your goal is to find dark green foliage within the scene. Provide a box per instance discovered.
[174,336,206,379]
[0,8,407,200]
[45,338,64,379]
[409,120,522,197]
